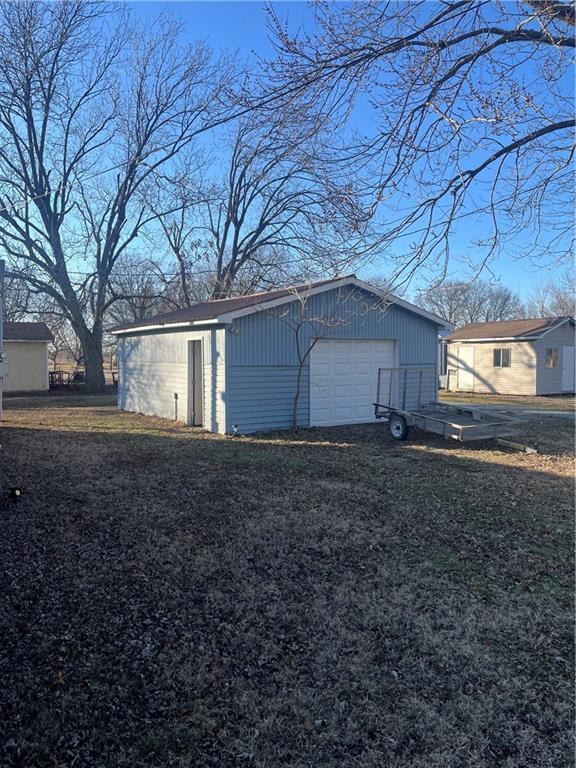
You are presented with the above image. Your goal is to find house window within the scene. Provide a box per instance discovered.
[493,348,511,368]
[545,348,559,368]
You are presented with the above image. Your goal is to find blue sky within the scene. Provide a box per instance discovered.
[128,1,570,300]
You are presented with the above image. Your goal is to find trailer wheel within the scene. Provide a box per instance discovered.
[389,414,409,441]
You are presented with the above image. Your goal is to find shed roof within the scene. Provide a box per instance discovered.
[110,275,451,334]
[446,316,574,341]
[3,321,54,342]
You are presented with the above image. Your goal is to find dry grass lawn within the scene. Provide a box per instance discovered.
[0,393,573,767]
[440,391,575,410]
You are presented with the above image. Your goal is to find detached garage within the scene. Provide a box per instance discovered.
[112,276,450,434]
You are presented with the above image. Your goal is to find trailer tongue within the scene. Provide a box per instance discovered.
[373,367,524,442]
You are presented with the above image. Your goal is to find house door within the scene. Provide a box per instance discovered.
[561,346,575,392]
[457,346,475,391]
[187,340,203,426]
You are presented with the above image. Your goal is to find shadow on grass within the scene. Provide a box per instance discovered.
[3,388,117,409]
[0,403,573,768]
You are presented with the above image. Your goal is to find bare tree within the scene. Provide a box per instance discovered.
[267,1,575,283]
[478,285,525,323]
[107,256,168,326]
[416,282,467,326]
[550,271,576,316]
[46,321,69,370]
[0,1,233,391]
[418,280,523,325]
[155,204,206,307]
[524,271,576,316]
[155,115,371,301]
[1,276,34,322]
[43,316,82,372]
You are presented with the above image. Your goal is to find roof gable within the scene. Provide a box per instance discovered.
[110,276,452,334]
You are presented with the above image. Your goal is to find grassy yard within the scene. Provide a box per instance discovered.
[440,390,575,410]
[0,394,573,767]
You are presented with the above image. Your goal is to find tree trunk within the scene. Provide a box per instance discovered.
[211,268,234,300]
[75,321,106,393]
[83,338,106,393]
[292,362,304,428]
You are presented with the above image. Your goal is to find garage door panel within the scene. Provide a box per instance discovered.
[314,361,332,377]
[334,406,354,420]
[313,408,331,423]
[333,342,353,354]
[356,361,373,374]
[354,383,371,397]
[334,362,352,375]
[310,339,396,426]
[333,384,352,398]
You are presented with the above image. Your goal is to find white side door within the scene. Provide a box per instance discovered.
[457,346,475,391]
[310,339,395,426]
[562,346,575,392]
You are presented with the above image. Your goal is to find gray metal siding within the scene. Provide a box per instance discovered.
[226,286,439,432]
[117,327,227,433]
[228,287,438,365]
[534,323,575,394]
[226,367,309,433]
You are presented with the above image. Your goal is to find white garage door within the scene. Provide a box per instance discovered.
[310,339,396,426]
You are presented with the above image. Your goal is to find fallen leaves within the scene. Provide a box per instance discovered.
[0,396,573,767]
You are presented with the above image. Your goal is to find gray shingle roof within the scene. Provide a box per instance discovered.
[446,316,574,341]
[3,321,54,342]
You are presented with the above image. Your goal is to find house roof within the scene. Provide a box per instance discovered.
[446,316,574,342]
[110,275,452,334]
[3,321,54,342]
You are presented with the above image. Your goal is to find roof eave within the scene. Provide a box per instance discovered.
[216,276,455,328]
[110,318,223,335]
[110,275,455,334]
[447,335,540,342]
[537,316,575,338]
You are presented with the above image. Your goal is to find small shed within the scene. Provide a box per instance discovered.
[446,317,575,395]
[2,322,53,393]
[112,276,450,434]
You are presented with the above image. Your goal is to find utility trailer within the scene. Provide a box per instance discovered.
[373,367,523,442]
